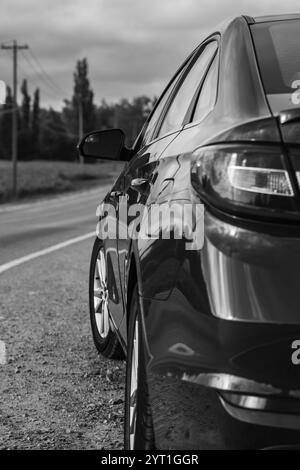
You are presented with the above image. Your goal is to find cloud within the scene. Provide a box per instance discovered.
[0,0,300,109]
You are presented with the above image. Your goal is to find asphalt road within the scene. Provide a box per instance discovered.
[0,187,109,265]
[0,186,125,449]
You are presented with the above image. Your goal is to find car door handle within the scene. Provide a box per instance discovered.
[130,178,149,191]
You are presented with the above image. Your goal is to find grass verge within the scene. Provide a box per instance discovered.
[0,160,124,203]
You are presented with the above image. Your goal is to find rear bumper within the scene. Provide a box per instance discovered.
[145,369,300,449]
[144,291,300,446]
[144,292,300,447]
[144,288,300,393]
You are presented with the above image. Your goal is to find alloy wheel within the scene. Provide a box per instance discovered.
[93,247,110,338]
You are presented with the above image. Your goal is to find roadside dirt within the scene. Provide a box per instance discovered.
[0,239,125,449]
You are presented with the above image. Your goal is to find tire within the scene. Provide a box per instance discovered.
[89,237,124,360]
[124,286,155,450]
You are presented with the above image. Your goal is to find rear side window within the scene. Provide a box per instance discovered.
[157,41,218,138]
[251,20,300,94]
[192,52,218,122]
[142,59,191,144]
[143,80,177,144]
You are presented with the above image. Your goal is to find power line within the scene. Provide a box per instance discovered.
[19,51,64,102]
[20,50,64,100]
[27,48,68,96]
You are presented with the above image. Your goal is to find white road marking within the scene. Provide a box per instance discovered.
[0,232,95,274]
[0,341,6,365]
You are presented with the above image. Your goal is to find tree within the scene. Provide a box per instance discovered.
[39,108,75,161]
[19,79,33,160]
[62,58,96,162]
[72,58,95,136]
[20,79,31,130]
[105,96,152,147]
[95,99,115,130]
[0,85,13,159]
[129,96,152,144]
[31,88,40,157]
[32,88,40,136]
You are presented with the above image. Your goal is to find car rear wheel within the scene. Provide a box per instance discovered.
[89,238,124,360]
[124,286,155,450]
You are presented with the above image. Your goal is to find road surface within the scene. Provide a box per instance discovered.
[0,187,125,449]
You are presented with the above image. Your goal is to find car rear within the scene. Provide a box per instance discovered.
[200,15,300,445]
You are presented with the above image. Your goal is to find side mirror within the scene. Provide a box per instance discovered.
[78,128,131,161]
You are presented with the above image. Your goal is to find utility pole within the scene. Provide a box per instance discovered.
[1,41,28,199]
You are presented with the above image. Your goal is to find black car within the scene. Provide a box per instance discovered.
[79,14,300,449]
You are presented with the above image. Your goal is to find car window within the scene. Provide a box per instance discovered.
[143,64,188,145]
[156,41,218,138]
[192,52,218,122]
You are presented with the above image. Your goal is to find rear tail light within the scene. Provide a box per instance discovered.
[227,160,293,197]
[191,145,299,220]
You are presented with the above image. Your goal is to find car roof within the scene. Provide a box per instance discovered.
[246,13,300,24]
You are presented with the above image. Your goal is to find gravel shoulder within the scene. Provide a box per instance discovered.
[0,238,125,449]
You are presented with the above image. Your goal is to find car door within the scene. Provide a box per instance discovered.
[114,68,190,340]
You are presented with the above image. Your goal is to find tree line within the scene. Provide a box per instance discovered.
[0,58,155,161]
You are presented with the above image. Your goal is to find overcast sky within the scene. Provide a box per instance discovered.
[0,0,299,109]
